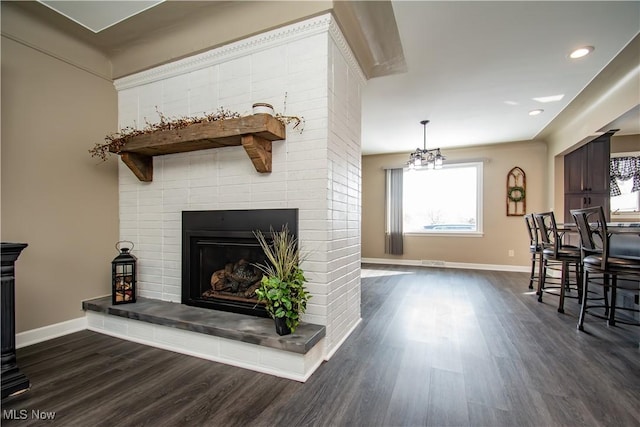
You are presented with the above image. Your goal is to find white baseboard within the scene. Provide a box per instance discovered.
[16,317,87,349]
[361,257,529,273]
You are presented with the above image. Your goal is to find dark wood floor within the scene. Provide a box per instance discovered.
[3,265,639,426]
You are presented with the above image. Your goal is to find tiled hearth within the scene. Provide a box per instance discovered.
[100,13,364,381]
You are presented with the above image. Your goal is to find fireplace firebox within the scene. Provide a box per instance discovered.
[182,209,298,317]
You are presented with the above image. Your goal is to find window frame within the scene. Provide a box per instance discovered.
[610,151,640,218]
[402,161,484,237]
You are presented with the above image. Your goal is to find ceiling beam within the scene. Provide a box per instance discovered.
[332,1,406,79]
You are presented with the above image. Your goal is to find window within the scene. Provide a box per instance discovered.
[403,162,483,234]
[611,176,640,213]
[610,153,640,214]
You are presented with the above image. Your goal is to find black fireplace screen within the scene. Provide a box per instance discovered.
[182,209,298,317]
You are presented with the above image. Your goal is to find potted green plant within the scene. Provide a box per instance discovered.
[253,226,311,335]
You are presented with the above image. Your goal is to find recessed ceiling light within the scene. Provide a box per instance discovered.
[569,46,594,59]
[533,94,565,103]
[504,100,519,106]
[529,109,544,116]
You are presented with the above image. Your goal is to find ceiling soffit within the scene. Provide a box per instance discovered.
[12,1,403,81]
[332,1,406,79]
[109,0,404,80]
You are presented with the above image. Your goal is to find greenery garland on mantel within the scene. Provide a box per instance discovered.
[89,107,304,162]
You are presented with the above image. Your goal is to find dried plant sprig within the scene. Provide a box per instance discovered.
[276,91,305,133]
[89,107,241,161]
[275,113,305,134]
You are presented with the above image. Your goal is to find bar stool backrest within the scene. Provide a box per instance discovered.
[534,211,560,256]
[570,206,609,270]
[524,214,539,249]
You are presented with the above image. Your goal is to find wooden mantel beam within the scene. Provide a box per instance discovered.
[114,115,284,181]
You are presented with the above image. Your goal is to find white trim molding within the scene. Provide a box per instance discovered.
[114,13,365,91]
[16,317,87,349]
[362,258,530,273]
[327,17,367,84]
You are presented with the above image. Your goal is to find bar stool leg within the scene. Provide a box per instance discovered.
[528,252,536,289]
[578,270,589,331]
[608,276,617,326]
[575,262,583,304]
[603,274,610,318]
[537,258,546,301]
[558,261,567,313]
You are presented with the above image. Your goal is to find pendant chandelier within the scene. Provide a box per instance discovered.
[407,120,445,170]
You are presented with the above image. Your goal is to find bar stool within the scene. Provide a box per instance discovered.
[571,206,640,330]
[534,211,582,313]
[524,214,542,290]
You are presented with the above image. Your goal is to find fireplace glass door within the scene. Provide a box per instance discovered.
[182,209,298,318]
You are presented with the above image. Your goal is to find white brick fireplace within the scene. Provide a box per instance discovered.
[89,14,363,379]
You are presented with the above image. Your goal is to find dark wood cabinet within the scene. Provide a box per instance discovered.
[565,137,610,193]
[564,130,616,222]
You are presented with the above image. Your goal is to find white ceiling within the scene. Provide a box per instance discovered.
[29,1,640,155]
[362,1,639,155]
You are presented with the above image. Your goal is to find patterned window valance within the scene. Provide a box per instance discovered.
[610,156,640,196]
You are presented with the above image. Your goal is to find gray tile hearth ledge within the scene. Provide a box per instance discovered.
[82,297,325,354]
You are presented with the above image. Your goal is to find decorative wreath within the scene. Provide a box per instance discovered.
[508,186,526,203]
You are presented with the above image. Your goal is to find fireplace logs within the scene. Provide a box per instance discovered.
[203,259,263,300]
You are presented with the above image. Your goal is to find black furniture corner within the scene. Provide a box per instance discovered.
[1,242,30,399]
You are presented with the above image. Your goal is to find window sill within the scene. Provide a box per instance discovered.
[405,231,484,238]
[611,212,640,221]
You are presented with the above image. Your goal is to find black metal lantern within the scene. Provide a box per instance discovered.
[112,241,137,305]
